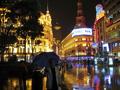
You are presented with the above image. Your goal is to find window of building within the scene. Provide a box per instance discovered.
[19,40,22,44]
[90,38,92,41]
[112,43,115,47]
[86,38,88,41]
[35,40,41,44]
[28,48,30,53]
[23,40,25,44]
[22,48,24,53]
[119,43,120,46]
[115,43,117,47]
[107,10,109,14]
[82,43,86,46]
[20,48,22,53]
[87,44,90,47]
[28,40,30,44]
[9,47,12,53]
[82,38,86,41]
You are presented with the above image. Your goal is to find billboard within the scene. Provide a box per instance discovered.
[71,28,92,37]
[96,4,105,20]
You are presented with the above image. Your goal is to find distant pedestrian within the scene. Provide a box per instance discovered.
[87,59,90,65]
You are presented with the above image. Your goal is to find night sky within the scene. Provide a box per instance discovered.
[40,0,102,40]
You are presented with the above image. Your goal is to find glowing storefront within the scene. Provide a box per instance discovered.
[60,0,94,60]
[61,28,94,60]
[102,1,120,57]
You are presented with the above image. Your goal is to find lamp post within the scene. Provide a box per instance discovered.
[53,38,60,55]
[100,41,104,57]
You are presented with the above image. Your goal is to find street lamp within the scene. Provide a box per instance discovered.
[53,23,62,30]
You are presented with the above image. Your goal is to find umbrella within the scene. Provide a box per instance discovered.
[32,52,60,69]
[47,52,59,66]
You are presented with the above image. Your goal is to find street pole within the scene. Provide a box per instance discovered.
[25,36,27,62]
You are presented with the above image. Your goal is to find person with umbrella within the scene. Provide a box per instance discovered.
[32,52,60,90]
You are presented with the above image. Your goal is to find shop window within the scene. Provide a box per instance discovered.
[90,38,92,41]
[115,43,118,47]
[82,43,86,46]
[86,38,88,41]
[112,43,115,47]
[82,38,86,41]
[87,44,90,47]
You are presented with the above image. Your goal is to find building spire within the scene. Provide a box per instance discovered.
[46,0,49,13]
[75,0,86,28]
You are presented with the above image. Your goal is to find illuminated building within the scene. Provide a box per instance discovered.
[38,7,54,52]
[93,4,108,55]
[95,4,106,43]
[60,0,94,60]
[0,5,54,62]
[103,0,120,57]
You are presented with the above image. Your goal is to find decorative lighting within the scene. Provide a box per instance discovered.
[53,25,61,30]
[53,22,62,30]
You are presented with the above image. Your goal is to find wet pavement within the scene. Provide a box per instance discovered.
[1,61,120,90]
[63,62,120,90]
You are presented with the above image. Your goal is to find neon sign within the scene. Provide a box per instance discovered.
[71,28,92,37]
[96,4,105,20]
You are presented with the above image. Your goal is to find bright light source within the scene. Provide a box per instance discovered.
[72,28,92,37]
[54,25,62,30]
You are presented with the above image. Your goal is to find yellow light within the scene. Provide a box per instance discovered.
[26,79,32,89]
[54,25,62,30]
[12,80,17,87]
[82,38,86,41]
[75,39,78,42]
[82,43,86,46]
[13,47,17,53]
[96,11,105,20]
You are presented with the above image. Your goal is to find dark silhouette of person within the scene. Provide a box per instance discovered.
[87,58,90,65]
[32,71,43,90]
[46,59,58,90]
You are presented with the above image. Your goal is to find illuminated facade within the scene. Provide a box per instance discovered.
[4,36,45,62]
[93,4,107,54]
[38,9,54,52]
[0,7,54,62]
[103,0,120,57]
[60,0,94,60]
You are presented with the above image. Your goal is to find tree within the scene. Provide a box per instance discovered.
[10,0,44,62]
[0,0,44,61]
[0,7,18,61]
[9,0,44,38]
[10,1,44,89]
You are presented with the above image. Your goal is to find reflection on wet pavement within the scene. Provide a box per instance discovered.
[63,62,120,90]
[1,62,120,90]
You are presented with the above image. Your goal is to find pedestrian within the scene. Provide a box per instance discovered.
[46,59,58,90]
[32,70,44,90]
